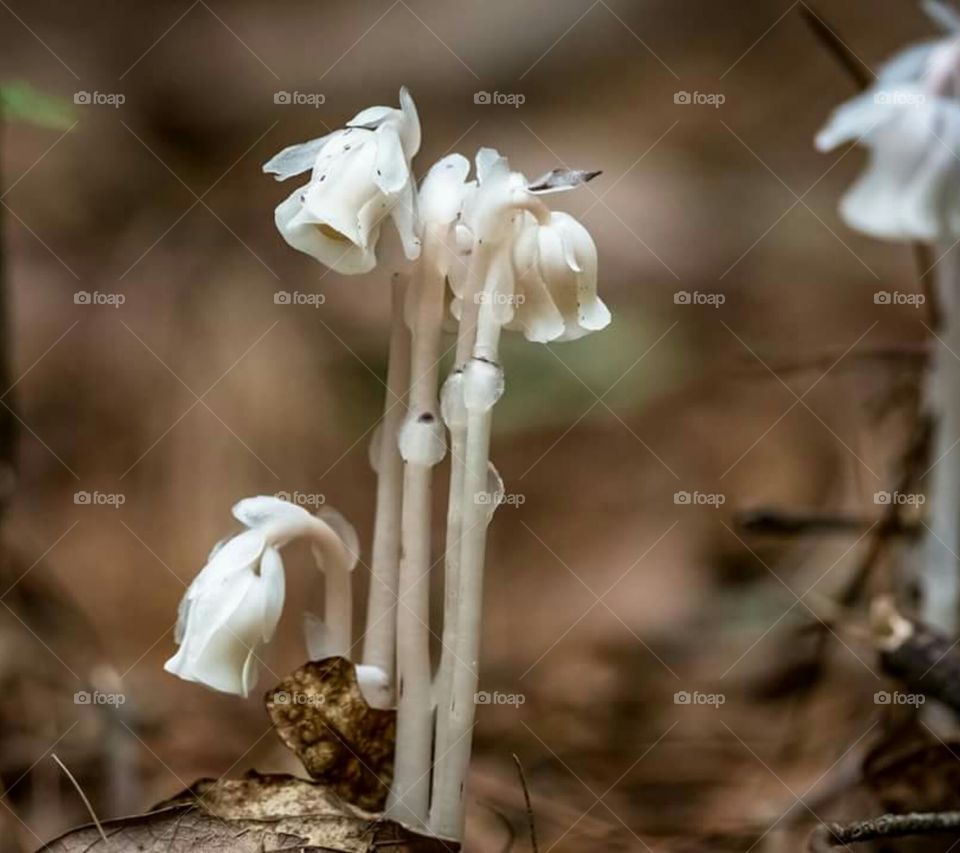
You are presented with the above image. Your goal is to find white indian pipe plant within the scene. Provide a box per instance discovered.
[165,87,610,842]
[816,0,960,636]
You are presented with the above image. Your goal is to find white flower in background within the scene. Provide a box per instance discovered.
[264,87,421,274]
[450,148,610,342]
[816,3,960,241]
[165,496,355,697]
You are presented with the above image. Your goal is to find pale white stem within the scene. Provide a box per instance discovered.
[387,236,447,827]
[263,515,354,656]
[922,245,960,634]
[430,276,503,839]
[434,244,487,776]
[432,415,465,735]
[432,242,490,819]
[362,276,410,688]
[319,544,352,656]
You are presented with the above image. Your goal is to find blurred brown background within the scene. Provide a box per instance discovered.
[0,0,938,849]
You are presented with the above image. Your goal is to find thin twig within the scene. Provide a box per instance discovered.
[810,811,960,851]
[737,507,916,538]
[512,754,539,853]
[797,4,873,90]
[51,753,111,848]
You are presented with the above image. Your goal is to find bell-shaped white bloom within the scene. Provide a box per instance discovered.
[165,496,355,697]
[508,210,610,342]
[264,87,421,274]
[816,7,960,241]
[449,148,610,343]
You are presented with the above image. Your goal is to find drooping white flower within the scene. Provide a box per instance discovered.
[816,5,960,241]
[509,210,610,342]
[449,148,610,343]
[264,87,422,274]
[165,496,355,697]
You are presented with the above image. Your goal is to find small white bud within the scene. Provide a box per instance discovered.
[440,371,468,429]
[398,412,447,466]
[462,358,504,413]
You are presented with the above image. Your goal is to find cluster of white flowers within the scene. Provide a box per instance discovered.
[165,87,611,840]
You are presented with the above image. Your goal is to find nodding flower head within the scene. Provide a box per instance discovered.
[264,87,422,274]
[448,147,610,342]
[164,496,354,697]
[816,3,960,241]
[509,210,610,342]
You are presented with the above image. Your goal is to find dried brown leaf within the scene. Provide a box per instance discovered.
[265,656,395,811]
[41,772,458,852]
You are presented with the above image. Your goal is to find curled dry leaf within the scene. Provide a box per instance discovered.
[41,771,458,852]
[265,656,396,811]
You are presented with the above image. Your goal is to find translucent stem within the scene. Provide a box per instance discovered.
[430,286,502,839]
[922,246,960,634]
[387,239,447,828]
[362,276,410,690]
[322,546,352,656]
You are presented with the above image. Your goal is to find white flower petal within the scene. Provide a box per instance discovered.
[398,86,421,155]
[373,126,411,195]
[275,184,378,274]
[475,147,507,183]
[165,568,260,696]
[232,495,312,530]
[259,546,286,643]
[262,133,337,181]
[419,153,471,226]
[347,105,397,129]
[390,180,422,261]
